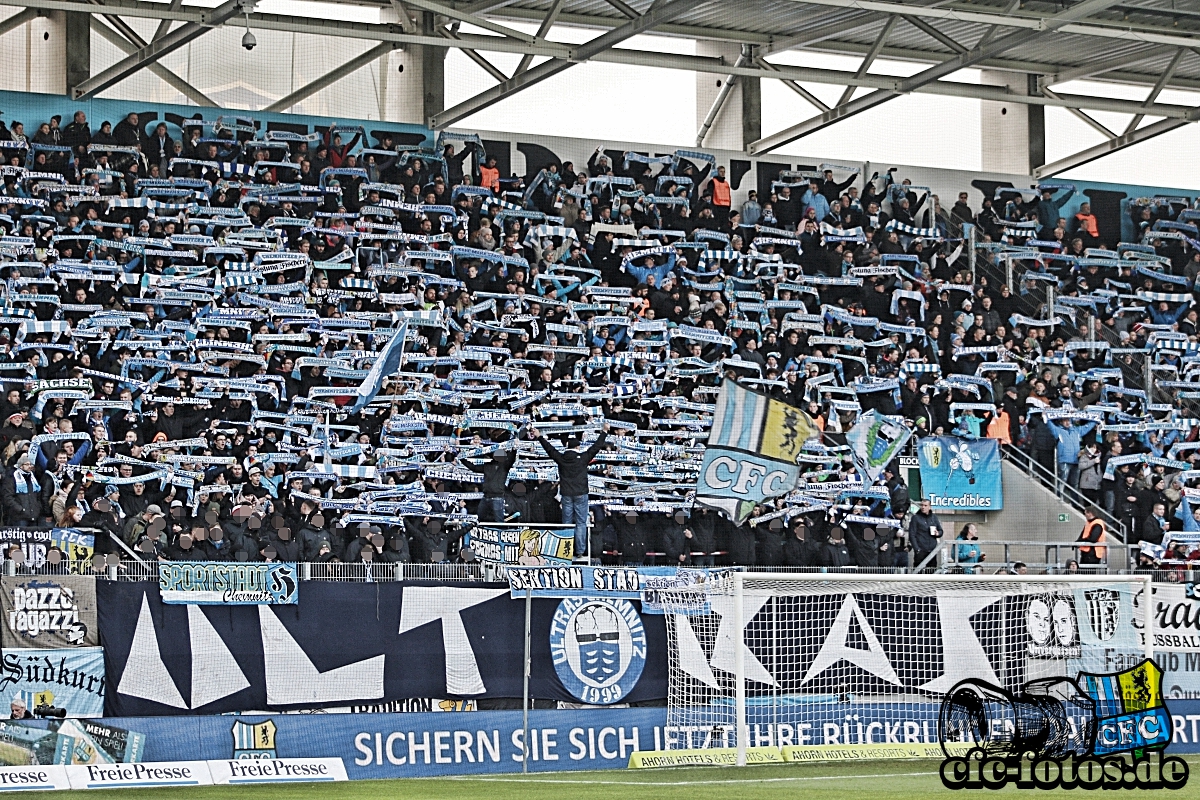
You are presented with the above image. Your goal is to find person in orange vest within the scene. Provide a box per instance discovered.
[479,155,500,193]
[1074,202,1100,247]
[985,406,1012,444]
[707,165,732,227]
[1076,507,1107,565]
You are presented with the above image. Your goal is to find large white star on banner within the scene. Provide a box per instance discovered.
[117,593,187,708]
[671,593,777,688]
[398,586,510,695]
[259,606,385,706]
[800,594,902,687]
[917,591,1002,695]
[117,594,252,710]
[188,605,250,709]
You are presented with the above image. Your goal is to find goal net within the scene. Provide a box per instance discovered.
[659,573,1150,757]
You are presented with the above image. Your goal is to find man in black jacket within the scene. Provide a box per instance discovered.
[530,425,607,562]
[908,499,944,571]
[464,446,514,522]
[0,453,42,527]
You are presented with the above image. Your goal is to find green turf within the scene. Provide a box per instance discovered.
[40,755,1200,799]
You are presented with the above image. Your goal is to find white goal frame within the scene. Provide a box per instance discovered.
[692,572,1154,766]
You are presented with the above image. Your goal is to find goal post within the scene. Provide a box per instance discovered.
[657,572,1153,767]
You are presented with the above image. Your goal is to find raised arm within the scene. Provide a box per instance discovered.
[582,429,609,462]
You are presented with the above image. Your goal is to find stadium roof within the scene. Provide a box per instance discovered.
[17,0,1200,173]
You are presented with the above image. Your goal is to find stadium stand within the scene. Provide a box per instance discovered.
[0,99,1194,580]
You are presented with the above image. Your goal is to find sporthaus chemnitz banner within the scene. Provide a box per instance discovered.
[463,524,573,566]
[1,575,98,648]
[96,581,668,716]
[0,647,106,717]
[914,436,1003,510]
[158,563,298,605]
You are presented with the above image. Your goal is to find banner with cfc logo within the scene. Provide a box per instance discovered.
[1,575,98,648]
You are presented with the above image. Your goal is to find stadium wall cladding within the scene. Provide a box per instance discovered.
[0,88,1192,248]
[1,704,1200,779]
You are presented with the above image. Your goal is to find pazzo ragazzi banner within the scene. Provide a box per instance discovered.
[0,528,94,571]
[0,647,106,717]
[915,436,1003,510]
[1,575,99,648]
[158,563,298,605]
[463,524,573,566]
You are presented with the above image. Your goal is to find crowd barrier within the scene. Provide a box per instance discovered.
[1,702,1199,789]
[3,573,1200,720]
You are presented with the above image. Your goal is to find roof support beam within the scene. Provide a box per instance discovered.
[772,0,1200,50]
[901,14,966,54]
[0,9,39,38]
[149,0,181,42]
[428,0,695,128]
[834,15,895,107]
[1034,116,1191,178]
[753,56,829,112]
[1040,44,1175,88]
[397,0,534,42]
[460,0,518,15]
[601,0,637,20]
[265,42,395,112]
[71,0,244,99]
[89,15,214,106]
[513,0,564,76]
[748,0,1128,154]
[760,12,878,57]
[1123,47,1186,134]
[1042,87,1115,138]
[696,50,749,146]
[440,24,509,82]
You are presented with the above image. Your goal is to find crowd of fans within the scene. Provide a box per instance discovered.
[0,105,1196,573]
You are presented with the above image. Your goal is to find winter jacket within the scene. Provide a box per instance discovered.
[539,432,607,497]
[908,509,944,554]
[0,468,42,525]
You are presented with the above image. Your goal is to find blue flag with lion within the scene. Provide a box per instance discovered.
[695,379,819,525]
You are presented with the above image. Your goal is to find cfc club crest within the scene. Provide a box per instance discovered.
[1085,589,1121,641]
[549,598,646,705]
[232,719,277,759]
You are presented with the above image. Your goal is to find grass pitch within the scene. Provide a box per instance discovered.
[45,755,1200,799]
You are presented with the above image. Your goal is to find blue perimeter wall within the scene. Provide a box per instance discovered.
[28,701,1200,779]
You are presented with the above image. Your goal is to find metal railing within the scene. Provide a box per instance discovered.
[942,537,1135,575]
[1,559,492,583]
[7,557,1195,583]
[1002,442,1128,545]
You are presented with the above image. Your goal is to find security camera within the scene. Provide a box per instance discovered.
[242,29,256,50]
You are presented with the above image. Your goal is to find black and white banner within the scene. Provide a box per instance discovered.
[96,581,668,716]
